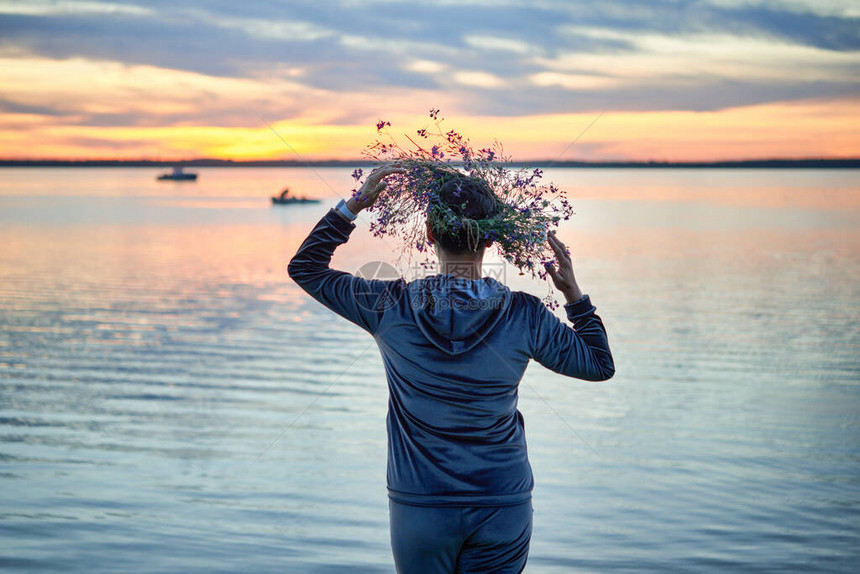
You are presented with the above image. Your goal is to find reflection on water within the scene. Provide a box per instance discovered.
[1,168,858,572]
[553,168,860,211]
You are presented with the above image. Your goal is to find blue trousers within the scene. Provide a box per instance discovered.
[389,499,533,574]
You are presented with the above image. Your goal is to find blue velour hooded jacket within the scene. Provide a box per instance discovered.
[288,209,614,507]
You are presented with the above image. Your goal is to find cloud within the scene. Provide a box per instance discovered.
[407,60,447,74]
[2,1,857,99]
[544,28,860,84]
[0,0,858,159]
[452,71,506,89]
[0,55,327,126]
[0,0,152,17]
[464,35,534,55]
[198,13,335,42]
[529,72,623,91]
[701,0,860,19]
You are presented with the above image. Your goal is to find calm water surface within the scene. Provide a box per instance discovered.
[1,168,858,572]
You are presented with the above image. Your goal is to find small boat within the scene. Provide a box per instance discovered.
[271,188,321,205]
[271,196,322,205]
[157,167,198,181]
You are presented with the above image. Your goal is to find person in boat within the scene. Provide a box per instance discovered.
[278,188,291,201]
[288,165,614,573]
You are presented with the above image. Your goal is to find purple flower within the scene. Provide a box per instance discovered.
[376,120,391,131]
[351,168,363,181]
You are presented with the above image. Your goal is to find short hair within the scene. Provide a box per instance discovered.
[426,169,498,254]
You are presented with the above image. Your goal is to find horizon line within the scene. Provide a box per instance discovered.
[1,157,859,169]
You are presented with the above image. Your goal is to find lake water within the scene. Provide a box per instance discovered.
[1,167,858,573]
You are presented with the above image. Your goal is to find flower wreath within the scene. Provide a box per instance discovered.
[352,109,575,308]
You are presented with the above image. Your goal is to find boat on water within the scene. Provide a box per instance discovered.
[157,167,198,181]
[271,188,321,205]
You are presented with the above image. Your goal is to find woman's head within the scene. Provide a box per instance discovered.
[426,168,498,254]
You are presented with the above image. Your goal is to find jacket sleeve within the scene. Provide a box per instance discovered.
[529,294,615,381]
[287,209,402,335]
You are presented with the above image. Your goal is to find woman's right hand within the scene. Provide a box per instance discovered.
[545,230,584,303]
[346,163,405,214]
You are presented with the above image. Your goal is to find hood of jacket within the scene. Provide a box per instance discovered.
[406,274,512,355]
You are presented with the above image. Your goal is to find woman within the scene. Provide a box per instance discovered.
[288,165,614,573]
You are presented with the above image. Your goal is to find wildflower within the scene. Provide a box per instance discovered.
[479,148,496,162]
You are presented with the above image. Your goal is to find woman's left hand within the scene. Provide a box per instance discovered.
[545,230,584,303]
[346,164,404,214]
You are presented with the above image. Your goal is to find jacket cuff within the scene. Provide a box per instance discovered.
[564,294,595,321]
[325,207,357,234]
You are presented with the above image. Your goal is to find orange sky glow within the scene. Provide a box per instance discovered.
[1,2,858,162]
[3,95,858,162]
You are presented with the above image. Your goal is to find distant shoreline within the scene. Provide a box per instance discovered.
[1,158,858,169]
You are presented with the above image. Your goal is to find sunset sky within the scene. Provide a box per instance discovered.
[1,0,858,162]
